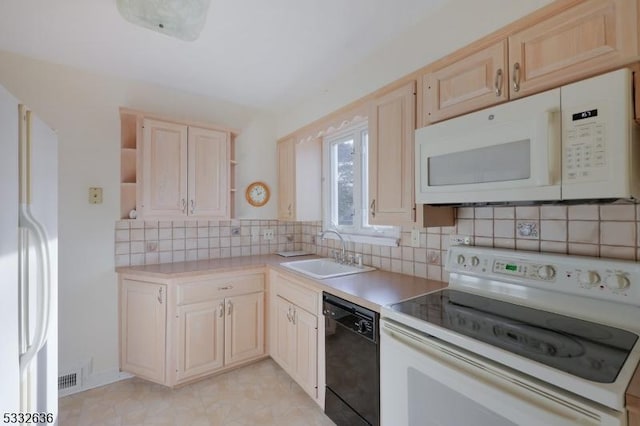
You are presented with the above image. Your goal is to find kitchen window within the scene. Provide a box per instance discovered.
[322,121,399,245]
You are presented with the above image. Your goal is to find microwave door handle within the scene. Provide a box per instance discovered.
[535,109,561,186]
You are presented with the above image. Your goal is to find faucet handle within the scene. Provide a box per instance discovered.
[354,254,363,267]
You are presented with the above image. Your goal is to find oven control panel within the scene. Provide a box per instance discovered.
[447,246,640,305]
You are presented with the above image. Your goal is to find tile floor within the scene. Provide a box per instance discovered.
[59,359,335,426]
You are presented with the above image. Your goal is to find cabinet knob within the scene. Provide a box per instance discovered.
[227,301,233,316]
[218,302,224,318]
[190,199,195,214]
[181,198,186,213]
[157,287,163,304]
[370,199,376,218]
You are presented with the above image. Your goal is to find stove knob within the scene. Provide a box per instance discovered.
[605,273,630,290]
[536,265,556,280]
[456,255,465,265]
[356,320,369,334]
[471,256,480,267]
[579,271,601,287]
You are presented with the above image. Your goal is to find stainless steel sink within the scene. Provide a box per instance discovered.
[280,258,375,279]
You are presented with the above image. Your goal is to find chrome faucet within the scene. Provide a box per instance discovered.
[320,229,346,263]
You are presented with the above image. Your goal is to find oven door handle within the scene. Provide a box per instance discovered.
[381,320,621,426]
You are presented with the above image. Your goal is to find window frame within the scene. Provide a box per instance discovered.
[322,121,399,246]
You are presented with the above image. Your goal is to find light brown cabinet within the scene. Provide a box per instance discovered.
[175,300,224,382]
[422,0,639,125]
[119,109,237,220]
[424,41,508,123]
[119,279,167,384]
[368,81,417,226]
[176,291,264,383]
[277,136,322,221]
[270,270,321,401]
[140,119,230,219]
[118,271,265,387]
[508,0,638,100]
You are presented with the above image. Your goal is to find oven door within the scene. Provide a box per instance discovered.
[415,88,561,204]
[380,319,624,426]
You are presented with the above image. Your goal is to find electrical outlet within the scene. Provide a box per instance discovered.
[263,229,274,241]
[410,229,420,247]
[450,235,472,246]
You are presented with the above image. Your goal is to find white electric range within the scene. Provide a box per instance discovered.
[380,246,640,426]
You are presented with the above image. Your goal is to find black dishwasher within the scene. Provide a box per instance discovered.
[323,292,379,426]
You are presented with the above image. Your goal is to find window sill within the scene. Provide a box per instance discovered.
[317,232,399,247]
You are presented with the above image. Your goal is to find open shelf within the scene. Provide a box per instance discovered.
[120,111,140,219]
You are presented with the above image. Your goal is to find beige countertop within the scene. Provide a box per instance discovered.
[116,254,446,312]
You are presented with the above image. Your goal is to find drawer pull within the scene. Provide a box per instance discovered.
[218,285,234,291]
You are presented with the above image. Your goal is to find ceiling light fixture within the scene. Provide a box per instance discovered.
[116,0,212,41]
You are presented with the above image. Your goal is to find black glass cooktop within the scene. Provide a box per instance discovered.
[389,289,638,383]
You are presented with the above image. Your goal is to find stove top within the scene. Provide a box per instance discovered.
[389,289,637,383]
[382,246,640,410]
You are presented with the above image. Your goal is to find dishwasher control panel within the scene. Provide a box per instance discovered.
[323,292,378,342]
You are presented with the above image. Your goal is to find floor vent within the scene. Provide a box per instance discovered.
[58,369,82,396]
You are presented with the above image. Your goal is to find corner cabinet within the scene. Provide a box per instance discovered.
[269,269,322,402]
[422,0,639,125]
[119,108,238,220]
[118,270,265,387]
[277,137,322,221]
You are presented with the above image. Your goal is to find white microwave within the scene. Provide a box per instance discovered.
[415,68,640,205]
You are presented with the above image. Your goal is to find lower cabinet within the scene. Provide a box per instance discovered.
[119,271,265,387]
[120,279,167,384]
[270,270,321,402]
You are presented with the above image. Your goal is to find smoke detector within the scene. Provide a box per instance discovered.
[116,0,212,41]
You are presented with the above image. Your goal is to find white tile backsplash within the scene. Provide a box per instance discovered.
[115,204,640,280]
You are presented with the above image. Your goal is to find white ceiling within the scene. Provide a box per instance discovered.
[0,0,448,112]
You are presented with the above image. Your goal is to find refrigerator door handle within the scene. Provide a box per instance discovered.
[18,107,52,382]
[18,207,52,376]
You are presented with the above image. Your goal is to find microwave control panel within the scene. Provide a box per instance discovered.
[564,106,607,183]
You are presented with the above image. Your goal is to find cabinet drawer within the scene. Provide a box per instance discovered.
[276,273,319,315]
[178,273,264,305]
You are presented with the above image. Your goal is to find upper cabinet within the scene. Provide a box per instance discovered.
[120,109,237,220]
[141,119,189,218]
[277,136,322,221]
[422,0,639,125]
[368,81,417,226]
[424,41,508,123]
[508,0,638,99]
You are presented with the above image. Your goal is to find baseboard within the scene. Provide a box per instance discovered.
[59,369,133,397]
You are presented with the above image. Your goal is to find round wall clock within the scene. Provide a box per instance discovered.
[245,181,270,207]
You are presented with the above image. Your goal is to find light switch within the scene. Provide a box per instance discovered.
[89,187,103,204]
[410,229,420,247]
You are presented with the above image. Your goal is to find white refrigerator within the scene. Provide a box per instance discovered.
[0,84,58,422]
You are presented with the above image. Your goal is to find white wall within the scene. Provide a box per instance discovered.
[275,0,553,137]
[0,50,277,384]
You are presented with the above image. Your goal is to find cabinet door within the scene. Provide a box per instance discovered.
[368,81,416,226]
[140,119,188,218]
[176,300,225,382]
[272,296,296,373]
[120,279,166,384]
[277,138,295,220]
[423,40,508,124]
[188,127,230,218]
[508,0,638,99]
[225,292,265,365]
[293,307,318,399]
